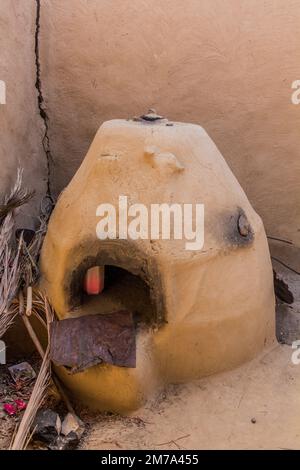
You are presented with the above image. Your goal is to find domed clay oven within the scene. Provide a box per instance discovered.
[40,112,275,411]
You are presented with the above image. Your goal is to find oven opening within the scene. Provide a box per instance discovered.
[71,264,157,326]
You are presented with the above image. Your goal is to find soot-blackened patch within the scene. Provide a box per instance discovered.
[223,207,254,247]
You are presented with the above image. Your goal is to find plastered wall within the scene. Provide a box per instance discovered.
[0,0,46,220]
[39,0,300,262]
[1,0,299,259]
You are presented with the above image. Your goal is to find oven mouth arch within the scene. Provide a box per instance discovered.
[64,239,166,326]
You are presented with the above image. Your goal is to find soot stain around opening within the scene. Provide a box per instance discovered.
[65,251,164,326]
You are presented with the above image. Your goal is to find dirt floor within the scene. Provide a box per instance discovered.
[1,265,299,451]
[79,344,300,450]
[0,354,41,450]
[1,343,299,450]
[79,266,300,450]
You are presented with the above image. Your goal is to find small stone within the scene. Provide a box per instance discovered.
[238,214,251,237]
[48,432,79,450]
[8,362,36,384]
[251,418,256,424]
[61,412,85,439]
[32,409,61,444]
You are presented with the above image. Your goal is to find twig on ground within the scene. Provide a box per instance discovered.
[267,235,293,245]
[155,433,190,449]
[271,256,300,275]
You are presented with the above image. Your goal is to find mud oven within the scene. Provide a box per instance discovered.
[40,111,275,412]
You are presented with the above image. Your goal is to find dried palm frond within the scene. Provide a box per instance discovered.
[0,170,34,221]
[0,169,34,224]
[0,169,52,338]
[18,203,50,288]
[0,171,59,450]
[0,171,31,329]
[10,347,51,450]
[0,250,20,333]
[10,295,54,450]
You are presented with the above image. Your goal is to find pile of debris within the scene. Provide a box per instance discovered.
[0,357,86,450]
[32,410,84,450]
[0,360,34,449]
[0,170,85,450]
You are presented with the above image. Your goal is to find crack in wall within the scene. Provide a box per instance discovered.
[35,0,53,202]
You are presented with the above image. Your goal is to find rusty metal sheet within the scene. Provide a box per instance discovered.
[50,310,136,373]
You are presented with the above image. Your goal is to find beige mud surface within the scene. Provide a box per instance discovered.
[81,345,300,450]
[40,0,300,260]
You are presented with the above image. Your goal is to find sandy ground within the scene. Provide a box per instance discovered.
[80,344,300,450]
[1,343,298,450]
[1,263,299,451]
[80,264,300,451]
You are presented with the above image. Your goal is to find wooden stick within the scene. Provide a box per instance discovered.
[43,296,75,414]
[32,310,47,330]
[20,291,44,358]
[25,286,32,316]
[52,375,75,414]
